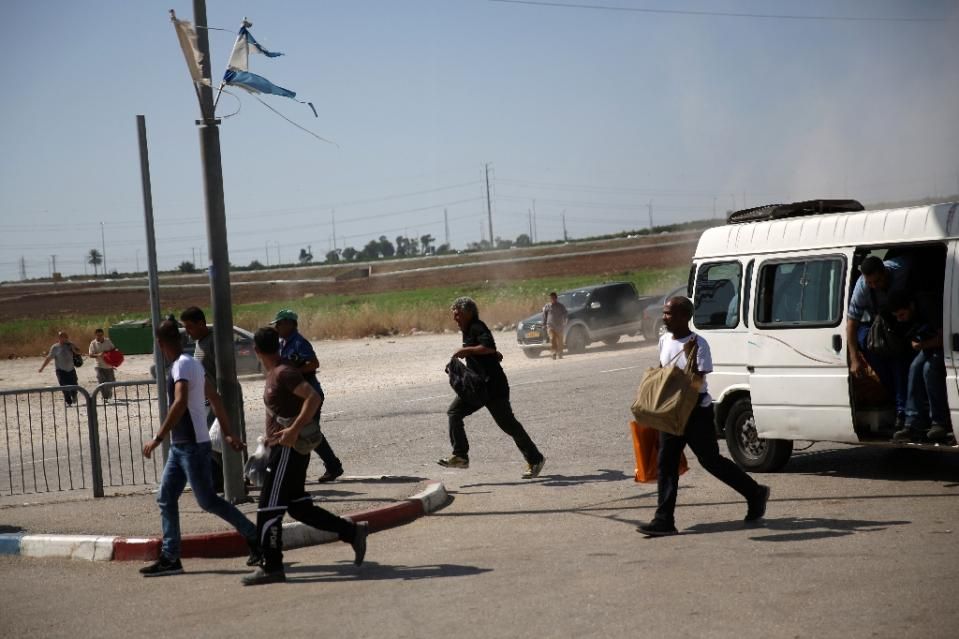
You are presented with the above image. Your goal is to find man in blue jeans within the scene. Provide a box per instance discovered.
[846,254,913,427]
[139,320,260,576]
[637,297,769,537]
[888,290,953,443]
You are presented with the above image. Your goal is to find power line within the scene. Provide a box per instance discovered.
[487,0,948,23]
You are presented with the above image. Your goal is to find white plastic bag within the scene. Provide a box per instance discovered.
[243,436,270,488]
[208,419,223,453]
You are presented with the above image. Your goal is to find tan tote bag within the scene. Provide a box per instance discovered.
[631,339,703,435]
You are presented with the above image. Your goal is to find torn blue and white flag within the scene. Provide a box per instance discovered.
[222,19,316,117]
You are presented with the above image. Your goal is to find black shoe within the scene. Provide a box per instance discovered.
[636,520,678,537]
[139,556,184,577]
[245,538,263,567]
[893,413,906,430]
[351,521,369,566]
[318,467,344,483]
[745,485,771,522]
[892,427,924,443]
[926,424,954,443]
[241,566,286,586]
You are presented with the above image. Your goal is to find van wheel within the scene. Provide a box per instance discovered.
[522,349,542,359]
[724,398,793,472]
[566,327,588,354]
[602,336,620,346]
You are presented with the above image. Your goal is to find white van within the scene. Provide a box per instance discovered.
[690,199,959,471]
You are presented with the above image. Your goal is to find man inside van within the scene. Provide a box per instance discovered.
[887,290,952,443]
[846,254,913,427]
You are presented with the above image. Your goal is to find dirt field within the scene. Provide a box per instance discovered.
[0,233,697,323]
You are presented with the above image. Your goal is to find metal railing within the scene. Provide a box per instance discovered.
[0,380,163,498]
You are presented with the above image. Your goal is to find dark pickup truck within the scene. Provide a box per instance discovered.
[516,282,659,357]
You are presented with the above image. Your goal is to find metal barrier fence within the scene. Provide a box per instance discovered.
[0,380,162,498]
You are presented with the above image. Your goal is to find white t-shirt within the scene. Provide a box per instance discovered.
[167,354,210,445]
[658,332,713,407]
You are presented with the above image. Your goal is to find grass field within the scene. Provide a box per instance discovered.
[2,267,687,359]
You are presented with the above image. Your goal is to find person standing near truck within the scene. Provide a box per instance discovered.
[542,292,568,360]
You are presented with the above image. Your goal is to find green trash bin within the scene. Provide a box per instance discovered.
[108,319,154,355]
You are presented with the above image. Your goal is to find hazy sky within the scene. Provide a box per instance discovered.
[1,0,957,281]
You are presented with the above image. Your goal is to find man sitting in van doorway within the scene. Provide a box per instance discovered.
[888,290,953,443]
[846,254,913,428]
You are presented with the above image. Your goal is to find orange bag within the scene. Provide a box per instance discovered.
[630,420,689,483]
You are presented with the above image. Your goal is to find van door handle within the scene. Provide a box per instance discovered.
[832,335,842,352]
[953,333,959,351]
[747,365,755,373]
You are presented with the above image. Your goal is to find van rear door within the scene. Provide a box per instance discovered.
[946,241,959,429]
[747,251,857,442]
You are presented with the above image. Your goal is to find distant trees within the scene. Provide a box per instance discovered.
[515,233,532,247]
[248,259,265,270]
[298,247,313,264]
[436,243,451,255]
[341,247,358,261]
[420,234,434,255]
[325,249,341,263]
[87,249,103,277]
[178,261,197,273]
[378,236,395,257]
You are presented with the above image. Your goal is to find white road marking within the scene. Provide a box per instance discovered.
[600,365,643,373]
[403,394,449,403]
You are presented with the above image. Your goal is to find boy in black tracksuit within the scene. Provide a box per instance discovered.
[242,327,368,586]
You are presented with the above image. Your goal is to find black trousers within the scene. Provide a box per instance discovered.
[313,435,343,473]
[655,403,760,525]
[447,394,544,464]
[55,368,78,404]
[256,445,356,572]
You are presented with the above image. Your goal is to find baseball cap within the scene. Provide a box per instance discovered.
[270,309,298,325]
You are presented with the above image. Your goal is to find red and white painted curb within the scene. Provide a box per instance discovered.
[0,481,448,562]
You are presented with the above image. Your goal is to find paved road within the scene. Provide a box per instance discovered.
[2,340,958,638]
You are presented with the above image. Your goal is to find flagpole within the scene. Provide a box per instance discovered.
[192,0,247,503]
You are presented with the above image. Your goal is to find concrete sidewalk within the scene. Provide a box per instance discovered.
[0,476,449,561]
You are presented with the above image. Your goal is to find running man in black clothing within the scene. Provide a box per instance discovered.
[242,327,367,586]
[439,297,546,479]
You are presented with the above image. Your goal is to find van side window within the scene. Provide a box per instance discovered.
[693,261,742,330]
[756,258,845,327]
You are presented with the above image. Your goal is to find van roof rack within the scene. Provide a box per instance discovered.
[727,199,864,225]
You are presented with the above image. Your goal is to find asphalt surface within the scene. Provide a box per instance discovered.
[2,338,958,638]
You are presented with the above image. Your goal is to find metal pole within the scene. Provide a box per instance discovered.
[137,115,170,461]
[484,163,494,245]
[193,0,245,502]
[648,199,654,231]
[100,222,107,276]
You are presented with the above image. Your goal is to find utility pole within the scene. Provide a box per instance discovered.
[264,241,270,266]
[331,209,337,250]
[135,249,140,272]
[192,247,197,265]
[562,209,568,242]
[484,163,494,246]
[712,196,717,219]
[19,256,26,280]
[532,199,538,243]
[136,115,170,467]
[186,0,245,501]
[100,222,107,276]
[50,255,57,277]
[528,209,533,240]
[444,208,450,246]
[648,199,654,231]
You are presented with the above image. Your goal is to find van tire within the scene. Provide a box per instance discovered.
[724,398,793,472]
[566,327,588,354]
[522,349,542,359]
[602,336,620,346]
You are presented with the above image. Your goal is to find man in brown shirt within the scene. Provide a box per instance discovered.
[242,326,368,586]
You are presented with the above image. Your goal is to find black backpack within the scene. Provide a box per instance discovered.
[445,357,488,406]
